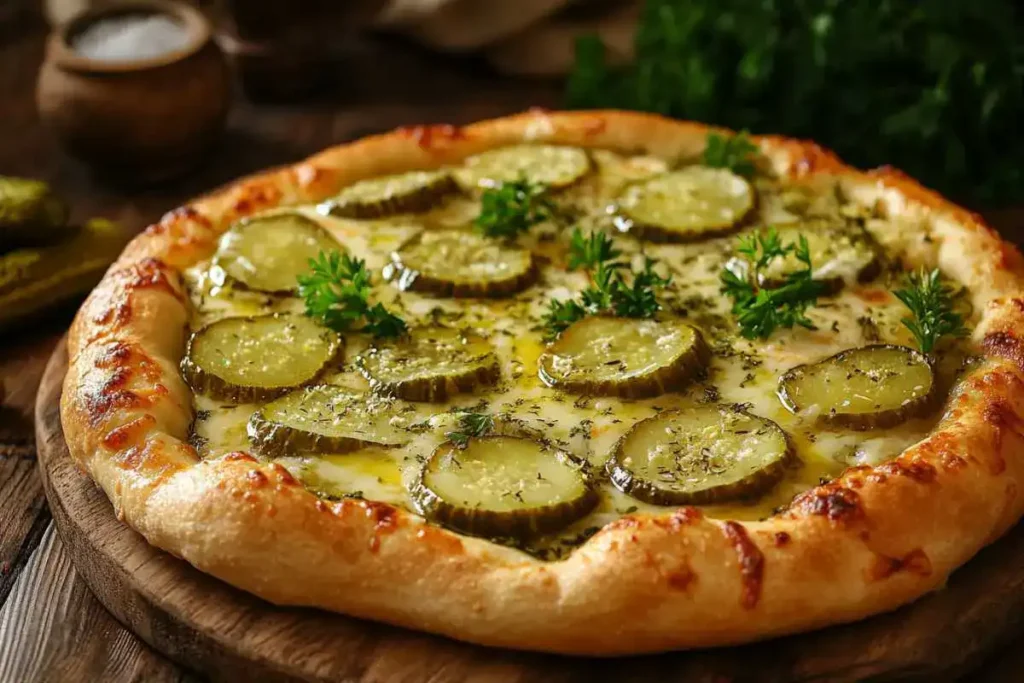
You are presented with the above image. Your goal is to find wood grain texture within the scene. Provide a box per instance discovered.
[33,340,1024,683]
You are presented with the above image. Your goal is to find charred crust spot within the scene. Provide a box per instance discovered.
[670,506,703,527]
[984,331,1024,370]
[868,548,932,581]
[361,499,400,549]
[145,206,212,236]
[231,182,284,219]
[666,567,696,591]
[983,399,1024,474]
[790,142,842,176]
[397,124,466,150]
[246,469,269,488]
[582,118,607,136]
[102,415,156,450]
[774,532,791,547]
[722,522,764,610]
[270,463,298,486]
[788,484,864,525]
[877,459,938,484]
[224,451,257,463]
[314,500,330,513]
[999,244,1024,271]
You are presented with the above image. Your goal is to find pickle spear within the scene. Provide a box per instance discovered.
[412,435,597,538]
[210,213,339,294]
[457,144,591,190]
[385,229,536,298]
[538,317,709,399]
[182,314,341,403]
[325,170,458,219]
[778,344,936,430]
[0,177,72,249]
[608,406,794,505]
[357,326,499,402]
[248,385,411,457]
[614,167,754,243]
[759,221,880,292]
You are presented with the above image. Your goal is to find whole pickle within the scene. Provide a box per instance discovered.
[0,177,72,250]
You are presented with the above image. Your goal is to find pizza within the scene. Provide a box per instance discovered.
[60,110,1024,654]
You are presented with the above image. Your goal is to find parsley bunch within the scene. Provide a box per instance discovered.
[566,0,1024,206]
[702,131,759,178]
[298,251,407,339]
[474,177,555,240]
[543,229,669,339]
[446,412,494,448]
[720,227,825,339]
[893,268,968,354]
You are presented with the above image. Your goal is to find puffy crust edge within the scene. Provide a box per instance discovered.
[60,110,1024,654]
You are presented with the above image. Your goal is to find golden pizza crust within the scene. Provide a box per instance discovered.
[60,110,1024,653]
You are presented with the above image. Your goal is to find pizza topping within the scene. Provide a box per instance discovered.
[778,345,937,430]
[702,131,760,178]
[757,221,880,292]
[323,170,458,219]
[357,326,500,402]
[386,229,536,298]
[299,251,407,339]
[539,317,709,399]
[411,435,597,538]
[607,406,793,505]
[247,385,411,457]
[473,177,556,240]
[182,314,341,403]
[613,167,754,243]
[456,144,591,190]
[893,268,968,354]
[210,213,338,294]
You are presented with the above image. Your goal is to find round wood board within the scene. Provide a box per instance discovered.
[35,339,1024,683]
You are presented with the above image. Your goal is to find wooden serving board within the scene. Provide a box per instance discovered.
[35,339,1024,683]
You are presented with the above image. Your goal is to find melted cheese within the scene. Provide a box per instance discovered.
[183,149,973,560]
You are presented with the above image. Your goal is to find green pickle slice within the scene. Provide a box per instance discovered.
[457,144,591,189]
[778,344,936,430]
[758,221,880,292]
[357,327,499,402]
[614,167,754,242]
[385,229,536,298]
[608,405,794,506]
[538,317,709,399]
[211,213,338,294]
[248,385,411,457]
[412,435,598,538]
[325,170,458,219]
[182,314,341,403]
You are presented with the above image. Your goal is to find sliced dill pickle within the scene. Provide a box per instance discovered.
[412,435,597,538]
[0,177,72,249]
[614,167,754,243]
[248,385,411,457]
[325,170,458,219]
[758,221,880,292]
[608,406,793,506]
[778,344,936,430]
[538,317,709,399]
[357,326,499,402]
[182,314,341,403]
[457,144,591,189]
[210,213,339,294]
[385,229,536,298]
[0,218,128,329]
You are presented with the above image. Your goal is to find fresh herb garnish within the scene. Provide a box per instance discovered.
[446,412,495,448]
[298,250,408,339]
[720,227,825,339]
[474,177,555,240]
[702,131,759,178]
[543,229,669,339]
[893,268,968,354]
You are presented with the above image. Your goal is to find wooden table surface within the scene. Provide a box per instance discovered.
[1,7,1022,682]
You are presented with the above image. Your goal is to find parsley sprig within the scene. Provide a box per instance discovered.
[702,131,759,178]
[543,229,669,339]
[298,251,407,339]
[720,227,825,339]
[893,268,968,354]
[446,412,495,448]
[474,177,555,240]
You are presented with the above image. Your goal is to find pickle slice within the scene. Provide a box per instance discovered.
[385,229,536,298]
[778,345,936,430]
[325,170,458,219]
[457,144,591,189]
[182,314,341,403]
[538,317,709,399]
[412,435,597,538]
[210,213,339,294]
[614,167,754,243]
[357,327,499,402]
[608,406,793,506]
[759,222,880,292]
[248,385,411,457]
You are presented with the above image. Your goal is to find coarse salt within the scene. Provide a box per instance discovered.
[74,13,189,63]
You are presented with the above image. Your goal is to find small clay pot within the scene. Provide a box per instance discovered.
[36,0,231,185]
